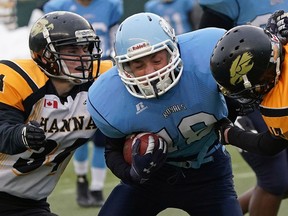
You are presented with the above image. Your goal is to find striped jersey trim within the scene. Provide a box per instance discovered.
[260,106,288,117]
[0,60,38,92]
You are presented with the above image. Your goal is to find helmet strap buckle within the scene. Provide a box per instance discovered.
[242,75,252,89]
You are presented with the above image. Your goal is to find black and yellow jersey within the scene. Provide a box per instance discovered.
[260,45,288,140]
[0,59,113,200]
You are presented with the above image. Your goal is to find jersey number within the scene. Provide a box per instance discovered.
[158,113,217,151]
[12,139,82,175]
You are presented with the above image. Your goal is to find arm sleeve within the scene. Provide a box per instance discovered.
[227,126,288,155]
[0,103,27,154]
[198,7,234,29]
[104,136,134,184]
[224,96,239,122]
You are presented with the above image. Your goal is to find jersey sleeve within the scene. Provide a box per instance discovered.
[0,61,42,154]
[0,61,35,111]
[104,136,134,183]
[0,105,27,154]
[260,45,288,140]
[87,94,125,138]
[87,67,127,139]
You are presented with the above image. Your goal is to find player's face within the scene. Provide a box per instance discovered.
[59,45,91,75]
[128,50,169,77]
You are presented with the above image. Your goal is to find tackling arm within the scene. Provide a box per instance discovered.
[0,104,27,154]
[227,126,288,155]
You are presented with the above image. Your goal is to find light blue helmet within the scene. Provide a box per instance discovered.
[114,12,183,99]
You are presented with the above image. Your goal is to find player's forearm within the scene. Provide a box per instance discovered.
[227,126,288,155]
[0,106,27,154]
[105,137,134,184]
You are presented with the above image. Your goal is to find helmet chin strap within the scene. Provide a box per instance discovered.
[42,27,53,50]
[274,57,281,85]
[242,75,252,89]
[67,77,88,85]
[59,59,88,85]
[60,59,71,76]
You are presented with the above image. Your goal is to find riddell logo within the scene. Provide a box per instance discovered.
[128,42,150,53]
[132,43,147,50]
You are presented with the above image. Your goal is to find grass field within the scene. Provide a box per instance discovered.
[48,145,288,216]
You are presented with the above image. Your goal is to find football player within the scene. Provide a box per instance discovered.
[0,11,112,215]
[210,23,288,211]
[87,12,243,215]
[198,1,288,215]
[43,0,123,207]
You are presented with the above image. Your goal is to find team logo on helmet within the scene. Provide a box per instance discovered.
[230,52,254,86]
[30,19,54,37]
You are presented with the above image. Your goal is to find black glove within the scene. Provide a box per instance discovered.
[266,10,288,44]
[130,135,167,184]
[21,121,46,150]
[215,118,234,145]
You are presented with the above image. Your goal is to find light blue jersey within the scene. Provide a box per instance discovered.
[199,0,288,28]
[43,0,123,58]
[88,27,227,163]
[145,0,196,34]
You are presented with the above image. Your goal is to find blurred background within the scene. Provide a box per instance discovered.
[0,0,152,59]
[1,0,202,59]
[0,0,148,29]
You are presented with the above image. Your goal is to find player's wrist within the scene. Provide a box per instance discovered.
[15,125,30,151]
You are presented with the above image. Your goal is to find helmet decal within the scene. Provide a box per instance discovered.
[30,19,54,38]
[159,18,176,42]
[230,52,254,86]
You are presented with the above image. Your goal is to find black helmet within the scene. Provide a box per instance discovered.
[29,11,102,84]
[210,25,282,105]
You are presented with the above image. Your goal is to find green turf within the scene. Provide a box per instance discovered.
[48,145,288,216]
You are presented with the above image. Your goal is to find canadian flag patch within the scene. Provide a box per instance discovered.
[44,99,58,108]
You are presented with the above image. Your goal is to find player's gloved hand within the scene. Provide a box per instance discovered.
[21,121,46,150]
[266,10,288,44]
[130,135,167,184]
[215,118,234,145]
[234,116,257,133]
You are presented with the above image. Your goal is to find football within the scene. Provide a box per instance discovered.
[123,132,161,164]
